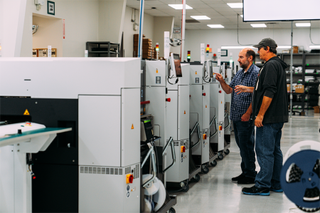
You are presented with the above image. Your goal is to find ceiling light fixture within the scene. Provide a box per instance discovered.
[207,24,224,28]
[310,45,320,49]
[168,4,193,10]
[227,3,243,8]
[295,23,311,27]
[250,24,267,28]
[191,16,211,20]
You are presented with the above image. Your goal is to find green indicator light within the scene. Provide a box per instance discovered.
[307,64,309,66]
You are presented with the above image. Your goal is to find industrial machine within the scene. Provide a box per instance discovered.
[0,122,71,213]
[144,56,190,191]
[280,140,320,212]
[140,115,177,213]
[210,62,230,161]
[0,58,141,213]
[166,60,190,189]
[189,61,211,174]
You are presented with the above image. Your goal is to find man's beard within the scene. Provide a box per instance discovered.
[240,62,249,70]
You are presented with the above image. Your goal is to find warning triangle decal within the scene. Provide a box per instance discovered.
[24,109,30,116]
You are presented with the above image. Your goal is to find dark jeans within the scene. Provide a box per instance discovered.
[233,120,256,178]
[255,122,284,189]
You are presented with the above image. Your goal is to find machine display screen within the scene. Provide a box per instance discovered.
[173,54,182,77]
[243,0,320,22]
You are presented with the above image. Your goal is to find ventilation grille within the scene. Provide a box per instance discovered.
[80,166,123,176]
[124,165,139,179]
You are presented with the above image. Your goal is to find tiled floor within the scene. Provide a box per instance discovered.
[172,113,320,213]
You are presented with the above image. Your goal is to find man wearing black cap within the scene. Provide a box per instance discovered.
[242,38,288,196]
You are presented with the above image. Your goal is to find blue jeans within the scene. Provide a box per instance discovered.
[255,122,284,189]
[233,120,256,178]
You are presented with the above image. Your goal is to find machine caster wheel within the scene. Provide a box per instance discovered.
[218,153,224,160]
[224,149,230,155]
[192,174,200,182]
[181,182,189,192]
[201,165,209,174]
[210,160,217,167]
[168,207,176,213]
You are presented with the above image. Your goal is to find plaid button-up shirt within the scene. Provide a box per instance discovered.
[229,64,260,121]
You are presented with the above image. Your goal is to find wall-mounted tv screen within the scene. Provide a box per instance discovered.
[243,0,320,22]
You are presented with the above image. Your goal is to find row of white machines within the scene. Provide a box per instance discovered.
[0,57,231,213]
[142,60,231,191]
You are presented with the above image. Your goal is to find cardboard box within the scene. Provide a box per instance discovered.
[313,106,319,113]
[295,84,304,93]
[287,84,305,93]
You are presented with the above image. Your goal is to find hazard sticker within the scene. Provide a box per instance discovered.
[23,109,30,115]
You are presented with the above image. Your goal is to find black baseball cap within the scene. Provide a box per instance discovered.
[253,38,277,49]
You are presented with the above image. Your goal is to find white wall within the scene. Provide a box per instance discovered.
[185,28,320,66]
[32,15,63,57]
[1,0,27,57]
[123,6,154,57]
[153,17,174,58]
[99,0,126,44]
[0,0,3,56]
[21,0,100,57]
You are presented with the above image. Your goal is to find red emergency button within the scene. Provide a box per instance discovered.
[126,174,134,184]
[203,134,207,140]
[181,146,186,153]
[219,90,222,93]
[219,126,222,131]
[166,98,171,102]
[202,93,206,96]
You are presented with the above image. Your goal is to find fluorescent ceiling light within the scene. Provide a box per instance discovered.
[227,3,243,8]
[310,45,320,49]
[295,23,311,27]
[207,24,224,28]
[251,24,267,28]
[221,46,254,49]
[191,15,211,20]
[168,4,193,10]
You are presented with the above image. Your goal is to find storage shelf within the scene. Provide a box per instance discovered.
[280,53,320,116]
[305,64,320,68]
[86,41,120,57]
[305,73,320,76]
[305,82,320,85]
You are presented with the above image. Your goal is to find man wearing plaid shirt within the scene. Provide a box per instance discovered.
[215,48,259,184]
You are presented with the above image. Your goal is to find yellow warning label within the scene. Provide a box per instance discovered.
[24,109,30,115]
[195,71,197,75]
[184,111,186,114]
[156,69,158,73]
[131,124,134,129]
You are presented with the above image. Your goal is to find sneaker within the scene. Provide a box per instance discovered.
[242,185,270,196]
[232,173,245,182]
[238,177,255,184]
[270,187,283,193]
